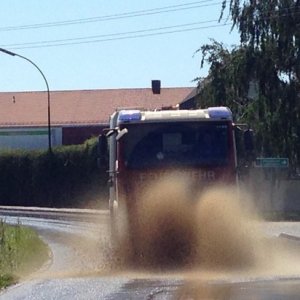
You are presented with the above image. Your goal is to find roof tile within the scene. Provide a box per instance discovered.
[0,88,194,127]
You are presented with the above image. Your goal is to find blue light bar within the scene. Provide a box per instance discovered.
[118,110,142,122]
[207,107,232,119]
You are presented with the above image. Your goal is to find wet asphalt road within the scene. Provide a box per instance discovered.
[1,208,300,299]
[3,277,300,299]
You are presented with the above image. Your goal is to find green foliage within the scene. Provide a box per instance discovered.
[0,137,108,208]
[0,274,15,290]
[222,0,300,77]
[195,1,300,168]
[0,220,49,289]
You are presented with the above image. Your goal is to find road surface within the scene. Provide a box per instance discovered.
[1,207,300,299]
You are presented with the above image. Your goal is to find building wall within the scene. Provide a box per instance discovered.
[0,125,106,150]
[179,97,196,109]
[62,125,105,145]
[242,168,300,215]
[0,127,62,150]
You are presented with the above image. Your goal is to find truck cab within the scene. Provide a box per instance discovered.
[98,107,251,237]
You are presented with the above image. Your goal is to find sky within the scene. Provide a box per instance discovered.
[0,0,240,92]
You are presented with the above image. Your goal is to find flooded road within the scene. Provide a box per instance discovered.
[1,182,300,299]
[0,210,300,299]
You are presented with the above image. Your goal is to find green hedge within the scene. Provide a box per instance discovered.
[0,138,108,208]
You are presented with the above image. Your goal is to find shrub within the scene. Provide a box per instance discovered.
[0,138,108,208]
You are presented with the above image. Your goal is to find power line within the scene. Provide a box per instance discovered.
[0,20,222,48]
[0,1,221,32]
[2,2,298,50]
[2,22,233,50]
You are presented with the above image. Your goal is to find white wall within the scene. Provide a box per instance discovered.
[242,168,300,214]
[0,127,62,150]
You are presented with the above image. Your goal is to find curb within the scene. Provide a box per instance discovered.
[279,233,300,242]
[0,206,109,222]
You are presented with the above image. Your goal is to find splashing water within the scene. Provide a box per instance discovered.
[111,173,268,272]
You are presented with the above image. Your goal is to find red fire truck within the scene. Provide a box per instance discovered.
[98,106,253,245]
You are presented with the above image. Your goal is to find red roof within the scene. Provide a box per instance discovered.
[0,87,194,127]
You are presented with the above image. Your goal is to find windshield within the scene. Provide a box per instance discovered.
[121,121,231,169]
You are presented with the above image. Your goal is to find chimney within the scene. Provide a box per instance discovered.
[151,80,161,94]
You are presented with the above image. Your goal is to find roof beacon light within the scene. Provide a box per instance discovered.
[118,110,142,122]
[208,107,232,120]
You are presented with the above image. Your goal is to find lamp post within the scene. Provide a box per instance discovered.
[0,48,52,153]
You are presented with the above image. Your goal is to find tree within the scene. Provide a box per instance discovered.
[195,0,300,167]
[222,0,300,80]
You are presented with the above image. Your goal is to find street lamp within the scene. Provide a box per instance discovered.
[0,48,52,153]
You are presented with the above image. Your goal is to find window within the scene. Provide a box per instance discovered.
[121,122,230,169]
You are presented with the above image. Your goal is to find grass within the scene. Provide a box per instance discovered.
[0,219,49,290]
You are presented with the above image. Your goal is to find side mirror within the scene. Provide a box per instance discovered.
[97,134,108,169]
[234,124,255,170]
[116,128,128,141]
[243,128,255,165]
[244,129,254,152]
[103,127,128,140]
